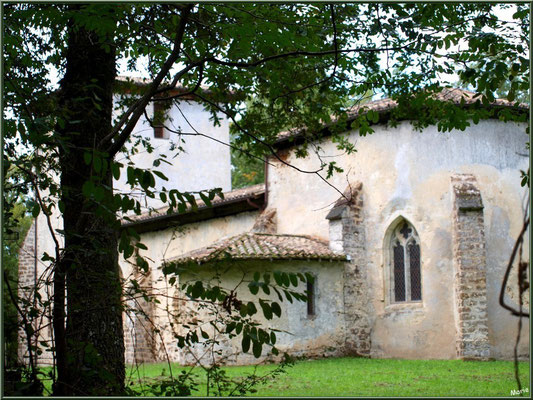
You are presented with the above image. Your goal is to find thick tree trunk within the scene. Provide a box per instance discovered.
[53,14,124,396]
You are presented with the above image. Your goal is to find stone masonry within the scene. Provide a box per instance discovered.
[124,264,158,364]
[326,182,371,356]
[17,220,37,364]
[451,174,490,360]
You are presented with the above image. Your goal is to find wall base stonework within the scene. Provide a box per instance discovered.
[451,174,490,360]
[124,266,158,364]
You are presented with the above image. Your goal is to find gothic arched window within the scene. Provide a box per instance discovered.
[390,221,421,302]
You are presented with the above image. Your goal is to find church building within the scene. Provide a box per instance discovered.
[18,84,530,366]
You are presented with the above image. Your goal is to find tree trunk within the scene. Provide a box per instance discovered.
[53,13,124,396]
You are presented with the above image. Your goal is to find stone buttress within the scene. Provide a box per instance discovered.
[326,182,371,356]
[451,174,490,360]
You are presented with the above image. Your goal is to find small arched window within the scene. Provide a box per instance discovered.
[390,221,421,302]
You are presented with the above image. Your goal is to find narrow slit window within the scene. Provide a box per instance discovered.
[409,242,421,301]
[307,278,315,316]
[390,220,421,303]
[153,101,166,139]
[393,241,406,302]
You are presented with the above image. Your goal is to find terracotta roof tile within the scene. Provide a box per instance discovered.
[276,88,528,142]
[164,232,346,266]
[124,184,265,224]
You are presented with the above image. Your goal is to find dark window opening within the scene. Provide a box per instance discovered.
[154,126,164,139]
[393,241,406,302]
[409,242,421,301]
[153,101,166,139]
[307,279,315,316]
[390,221,421,303]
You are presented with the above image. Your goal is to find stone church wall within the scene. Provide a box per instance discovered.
[170,260,346,366]
[120,210,260,363]
[267,119,529,360]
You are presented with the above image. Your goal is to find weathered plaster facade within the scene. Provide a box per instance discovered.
[113,95,231,210]
[166,260,347,366]
[267,119,529,360]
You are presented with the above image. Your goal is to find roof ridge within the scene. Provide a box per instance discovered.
[275,87,529,146]
[166,231,346,265]
[253,232,315,239]
[124,183,265,222]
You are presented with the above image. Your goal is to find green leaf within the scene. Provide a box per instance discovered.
[141,170,155,189]
[246,301,257,315]
[226,322,236,334]
[127,167,135,185]
[252,340,262,358]
[190,281,203,298]
[239,303,248,317]
[32,203,40,218]
[199,192,212,207]
[259,300,273,320]
[273,271,283,286]
[112,162,121,180]
[82,180,94,198]
[285,291,293,303]
[84,152,92,165]
[242,334,251,353]
[281,273,290,287]
[153,170,169,181]
[271,302,281,318]
[248,281,259,295]
[93,155,102,173]
[289,273,298,287]
[261,283,271,295]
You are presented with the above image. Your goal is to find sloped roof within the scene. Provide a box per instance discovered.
[275,88,529,144]
[122,184,265,233]
[325,182,362,221]
[115,75,212,93]
[126,184,265,223]
[165,232,347,266]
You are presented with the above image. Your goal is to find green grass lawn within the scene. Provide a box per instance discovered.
[125,357,530,397]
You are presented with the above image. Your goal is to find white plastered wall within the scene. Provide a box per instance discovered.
[267,119,529,359]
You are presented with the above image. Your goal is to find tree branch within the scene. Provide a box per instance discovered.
[102,5,194,156]
[202,44,411,69]
[499,215,530,318]
[192,91,347,199]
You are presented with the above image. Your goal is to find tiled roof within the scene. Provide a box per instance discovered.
[164,232,347,265]
[276,88,528,142]
[124,184,265,224]
[115,75,211,92]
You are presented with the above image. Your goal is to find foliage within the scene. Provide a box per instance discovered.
[2,164,33,370]
[161,259,311,360]
[3,3,529,396]
[231,146,265,189]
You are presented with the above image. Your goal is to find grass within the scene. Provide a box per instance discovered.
[125,356,530,397]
